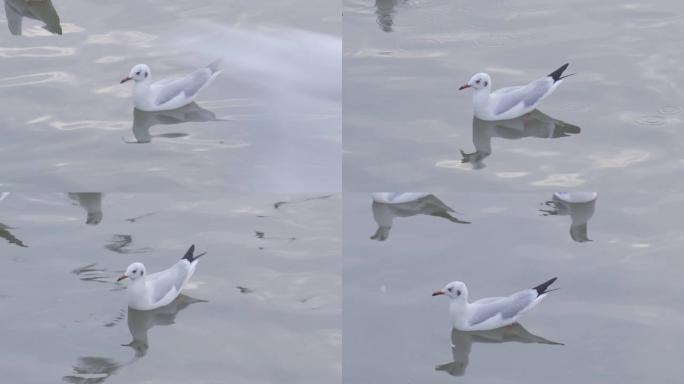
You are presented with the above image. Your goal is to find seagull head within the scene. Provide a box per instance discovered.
[459,73,491,91]
[432,281,468,300]
[117,262,146,282]
[121,64,151,84]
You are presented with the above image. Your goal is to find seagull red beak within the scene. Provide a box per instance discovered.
[117,275,128,282]
[458,84,471,90]
[432,290,445,296]
[120,77,131,84]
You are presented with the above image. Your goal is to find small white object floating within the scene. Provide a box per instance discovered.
[120,59,224,111]
[459,63,573,121]
[117,245,206,310]
[432,278,558,331]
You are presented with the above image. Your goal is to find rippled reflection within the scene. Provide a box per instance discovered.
[123,103,220,143]
[435,323,563,376]
[541,192,598,242]
[125,294,207,357]
[68,193,104,225]
[370,193,470,241]
[4,0,62,35]
[461,110,581,170]
[62,295,204,382]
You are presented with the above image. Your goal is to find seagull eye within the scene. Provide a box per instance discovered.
[136,71,141,75]
[476,80,480,84]
[447,287,453,292]
[132,269,137,274]
[457,290,461,296]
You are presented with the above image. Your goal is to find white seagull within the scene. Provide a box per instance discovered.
[120,59,223,111]
[117,244,206,310]
[459,64,574,121]
[432,277,558,331]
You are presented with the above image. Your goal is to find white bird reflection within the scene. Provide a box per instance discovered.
[461,109,580,170]
[62,295,205,383]
[124,294,207,357]
[123,102,220,144]
[435,323,563,376]
[68,193,104,225]
[541,192,598,242]
[370,193,470,241]
[4,0,62,35]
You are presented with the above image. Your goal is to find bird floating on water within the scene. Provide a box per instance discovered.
[433,278,558,331]
[117,244,206,310]
[120,59,223,111]
[459,64,573,121]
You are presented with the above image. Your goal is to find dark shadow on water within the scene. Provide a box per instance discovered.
[540,192,598,243]
[62,294,206,383]
[123,102,220,144]
[370,194,470,241]
[68,193,104,225]
[461,110,581,170]
[435,323,563,377]
[4,0,62,35]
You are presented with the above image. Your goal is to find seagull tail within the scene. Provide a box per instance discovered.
[532,277,558,296]
[182,244,207,263]
[548,63,570,82]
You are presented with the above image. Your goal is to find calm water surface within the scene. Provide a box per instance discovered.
[343,0,684,192]
[0,0,341,192]
[0,193,341,383]
[343,192,684,383]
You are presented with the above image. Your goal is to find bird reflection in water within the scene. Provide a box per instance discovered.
[371,193,470,241]
[68,193,104,225]
[62,295,205,383]
[375,0,406,32]
[123,102,221,144]
[436,323,562,376]
[461,110,580,169]
[4,0,62,35]
[541,192,598,242]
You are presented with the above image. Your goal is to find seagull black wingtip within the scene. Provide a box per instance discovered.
[181,244,206,262]
[532,277,558,296]
[548,63,570,82]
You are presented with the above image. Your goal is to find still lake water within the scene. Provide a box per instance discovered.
[343,192,684,383]
[0,193,341,383]
[0,0,341,192]
[343,0,684,192]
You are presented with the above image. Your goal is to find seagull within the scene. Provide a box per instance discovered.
[117,245,206,310]
[432,278,558,331]
[459,64,574,121]
[120,59,223,111]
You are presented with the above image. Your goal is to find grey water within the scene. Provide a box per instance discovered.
[0,193,341,383]
[343,0,684,192]
[343,192,684,383]
[0,0,341,192]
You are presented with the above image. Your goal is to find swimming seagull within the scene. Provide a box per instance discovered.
[120,59,224,111]
[117,245,206,310]
[432,278,558,331]
[459,64,574,121]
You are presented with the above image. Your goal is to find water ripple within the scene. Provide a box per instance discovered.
[0,47,75,58]
[633,115,667,126]
[0,72,70,87]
